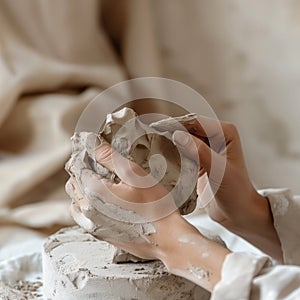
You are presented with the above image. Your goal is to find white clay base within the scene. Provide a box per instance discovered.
[42,226,210,300]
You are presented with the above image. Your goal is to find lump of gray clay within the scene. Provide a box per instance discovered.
[101,107,199,215]
[67,107,199,214]
[65,107,199,261]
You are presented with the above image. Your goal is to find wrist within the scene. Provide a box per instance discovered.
[254,192,283,261]
[233,190,283,261]
[154,213,197,261]
[155,214,230,292]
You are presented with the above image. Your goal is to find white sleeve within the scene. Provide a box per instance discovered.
[212,188,300,300]
[259,188,300,265]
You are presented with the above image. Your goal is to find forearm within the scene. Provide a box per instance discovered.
[155,215,230,292]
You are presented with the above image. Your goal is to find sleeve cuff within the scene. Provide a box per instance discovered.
[212,252,270,300]
[258,188,300,265]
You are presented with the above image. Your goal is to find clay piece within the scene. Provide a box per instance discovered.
[42,226,210,300]
[65,107,199,250]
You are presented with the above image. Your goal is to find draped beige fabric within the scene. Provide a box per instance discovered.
[0,0,165,257]
[0,0,300,248]
[2,2,300,299]
[1,0,300,266]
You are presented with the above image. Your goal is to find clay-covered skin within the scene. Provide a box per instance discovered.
[65,108,199,258]
[66,108,198,236]
[43,226,211,300]
[99,107,199,215]
[64,108,232,292]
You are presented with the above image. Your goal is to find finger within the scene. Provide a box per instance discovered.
[78,169,164,222]
[173,130,226,194]
[78,167,176,221]
[184,116,239,153]
[153,115,226,153]
[186,118,244,166]
[69,167,141,208]
[80,169,125,204]
[196,173,215,208]
[185,115,233,140]
[186,115,223,138]
[65,178,87,206]
[94,142,145,175]
[149,113,214,137]
[172,130,214,173]
[67,176,135,224]
[70,201,95,231]
[67,179,96,230]
[80,168,163,205]
[67,172,120,207]
[67,175,158,240]
[68,176,125,214]
[94,142,159,189]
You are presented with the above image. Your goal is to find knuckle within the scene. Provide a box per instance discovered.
[222,122,238,136]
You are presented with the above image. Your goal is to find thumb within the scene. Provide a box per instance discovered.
[94,142,158,188]
[172,130,214,174]
[94,142,120,172]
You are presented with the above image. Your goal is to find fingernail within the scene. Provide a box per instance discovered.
[172,130,190,146]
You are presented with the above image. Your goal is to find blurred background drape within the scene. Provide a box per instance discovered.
[1,0,300,260]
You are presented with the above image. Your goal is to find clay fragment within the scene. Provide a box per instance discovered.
[65,107,199,261]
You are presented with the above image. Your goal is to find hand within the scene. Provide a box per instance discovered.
[66,142,230,291]
[66,142,190,260]
[172,116,283,261]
